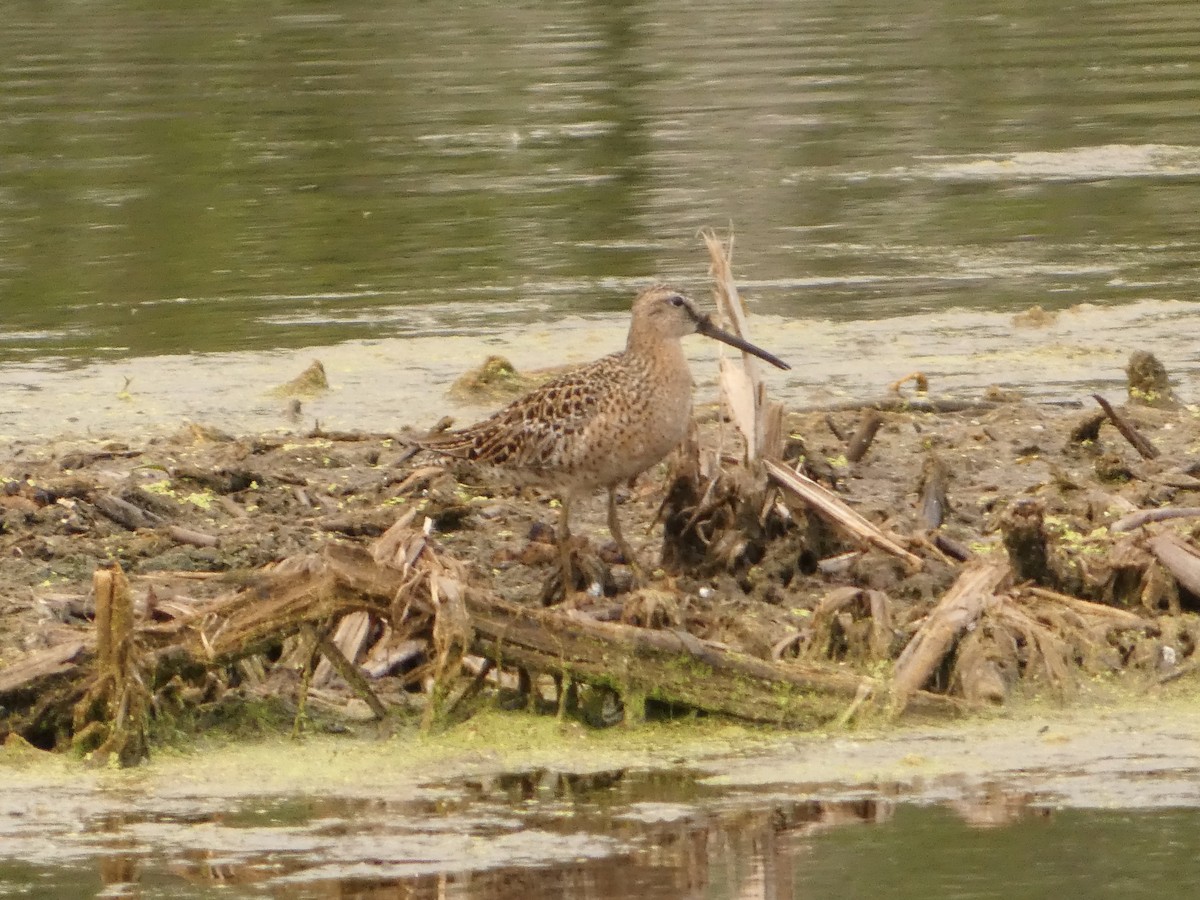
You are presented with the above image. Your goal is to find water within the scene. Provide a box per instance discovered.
[2,1,1199,379]
[4,769,1200,899]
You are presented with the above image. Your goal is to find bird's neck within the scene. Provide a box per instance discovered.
[625,330,690,381]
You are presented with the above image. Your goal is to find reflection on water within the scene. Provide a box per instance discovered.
[2,0,1200,369]
[2,768,1199,899]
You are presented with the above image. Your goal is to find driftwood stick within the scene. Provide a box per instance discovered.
[846,410,883,464]
[764,458,922,569]
[918,453,951,530]
[1110,507,1200,534]
[442,658,496,721]
[166,525,219,548]
[93,494,164,530]
[1023,587,1150,627]
[934,533,973,562]
[1092,394,1159,460]
[824,414,847,442]
[890,558,1010,715]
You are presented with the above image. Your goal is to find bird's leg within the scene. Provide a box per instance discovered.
[557,494,578,601]
[607,486,646,587]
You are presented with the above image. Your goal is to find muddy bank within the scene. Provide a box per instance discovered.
[7,695,1200,804]
[3,298,1200,443]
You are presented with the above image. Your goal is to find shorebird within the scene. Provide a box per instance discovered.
[417,285,790,594]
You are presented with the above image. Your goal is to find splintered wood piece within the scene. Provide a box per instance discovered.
[312,610,373,687]
[718,358,760,458]
[72,563,147,765]
[890,558,1011,715]
[764,458,922,570]
[703,229,770,459]
[307,621,387,720]
[422,574,472,733]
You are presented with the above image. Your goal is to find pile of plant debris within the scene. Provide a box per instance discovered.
[1,245,1198,765]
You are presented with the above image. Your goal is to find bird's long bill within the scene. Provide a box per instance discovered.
[697,317,791,370]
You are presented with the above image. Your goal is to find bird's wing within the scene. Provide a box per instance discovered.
[424,355,618,470]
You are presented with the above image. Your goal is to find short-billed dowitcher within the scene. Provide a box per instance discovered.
[418,285,790,593]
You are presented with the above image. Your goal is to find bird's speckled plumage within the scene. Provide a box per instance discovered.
[419,284,789,591]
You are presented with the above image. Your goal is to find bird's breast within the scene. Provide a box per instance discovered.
[565,351,694,489]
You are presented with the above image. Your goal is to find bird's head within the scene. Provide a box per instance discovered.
[629,284,790,370]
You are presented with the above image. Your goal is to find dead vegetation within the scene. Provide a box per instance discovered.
[2,247,1200,765]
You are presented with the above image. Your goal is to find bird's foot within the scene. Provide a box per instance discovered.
[540,543,609,607]
[599,540,648,591]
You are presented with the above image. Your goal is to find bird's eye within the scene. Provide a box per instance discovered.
[669,295,685,307]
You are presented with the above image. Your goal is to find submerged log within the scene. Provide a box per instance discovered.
[463,586,954,725]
